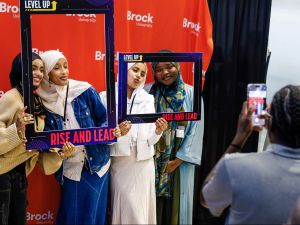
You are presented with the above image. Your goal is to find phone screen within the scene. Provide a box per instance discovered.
[247,84,267,125]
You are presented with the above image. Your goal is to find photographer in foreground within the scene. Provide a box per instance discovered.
[201,85,300,224]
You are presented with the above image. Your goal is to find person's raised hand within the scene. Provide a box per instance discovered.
[119,120,132,136]
[58,142,75,160]
[257,103,272,131]
[236,101,256,137]
[155,118,168,135]
[231,101,259,150]
[113,125,122,138]
[15,106,34,143]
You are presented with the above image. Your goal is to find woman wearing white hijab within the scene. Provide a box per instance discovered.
[100,62,168,224]
[37,50,115,225]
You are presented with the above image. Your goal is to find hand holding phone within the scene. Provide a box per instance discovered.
[247,83,267,126]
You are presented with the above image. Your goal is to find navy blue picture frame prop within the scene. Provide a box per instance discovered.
[118,52,202,123]
[20,0,116,150]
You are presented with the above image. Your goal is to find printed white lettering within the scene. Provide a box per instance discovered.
[32,48,61,55]
[66,14,96,18]
[127,11,153,24]
[25,0,42,9]
[183,18,201,32]
[0,2,5,12]
[32,48,43,55]
[43,1,50,8]
[0,2,19,13]
[114,51,119,61]
[95,51,106,61]
[26,211,54,221]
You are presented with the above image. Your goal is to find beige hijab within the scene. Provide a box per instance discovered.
[36,50,91,117]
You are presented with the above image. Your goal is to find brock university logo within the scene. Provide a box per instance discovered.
[127,10,154,28]
[27,211,54,222]
[183,18,201,36]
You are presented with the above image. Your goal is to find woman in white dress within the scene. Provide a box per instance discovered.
[101,62,167,224]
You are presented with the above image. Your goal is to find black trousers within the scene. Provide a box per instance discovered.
[0,163,27,225]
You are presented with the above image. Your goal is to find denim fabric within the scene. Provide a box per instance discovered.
[0,163,27,225]
[43,87,110,183]
[56,170,109,225]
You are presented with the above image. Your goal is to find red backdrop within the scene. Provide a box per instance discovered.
[0,0,213,224]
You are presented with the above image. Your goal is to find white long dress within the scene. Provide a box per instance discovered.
[110,141,156,224]
[109,89,159,224]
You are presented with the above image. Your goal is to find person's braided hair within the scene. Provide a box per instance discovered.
[270,85,300,148]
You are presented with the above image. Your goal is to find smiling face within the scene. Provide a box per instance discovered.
[154,62,179,86]
[48,58,69,86]
[32,59,44,87]
[127,63,147,90]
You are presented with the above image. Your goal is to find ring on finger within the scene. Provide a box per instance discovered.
[24,116,34,123]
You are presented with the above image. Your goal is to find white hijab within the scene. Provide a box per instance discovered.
[36,50,91,117]
[127,62,149,104]
[100,62,149,110]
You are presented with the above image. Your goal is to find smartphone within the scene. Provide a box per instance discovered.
[247,83,267,126]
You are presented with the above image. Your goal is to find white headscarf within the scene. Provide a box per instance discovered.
[36,50,91,117]
[41,50,66,81]
[127,62,149,104]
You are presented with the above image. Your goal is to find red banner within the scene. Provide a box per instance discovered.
[0,0,213,224]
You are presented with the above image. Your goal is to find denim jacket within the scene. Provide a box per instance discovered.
[43,87,110,184]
